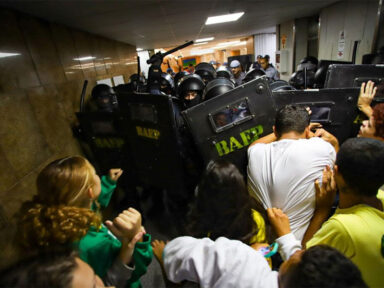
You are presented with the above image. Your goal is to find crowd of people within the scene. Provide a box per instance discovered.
[0,72,383,288]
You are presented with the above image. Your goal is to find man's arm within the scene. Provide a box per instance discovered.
[314,128,339,152]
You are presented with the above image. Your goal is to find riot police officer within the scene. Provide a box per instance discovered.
[90,84,118,112]
[289,56,318,89]
[160,72,175,96]
[177,74,205,109]
[216,65,234,81]
[195,62,216,85]
[242,68,266,84]
[174,71,190,93]
[203,77,235,101]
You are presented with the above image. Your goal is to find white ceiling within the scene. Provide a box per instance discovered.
[0,0,341,49]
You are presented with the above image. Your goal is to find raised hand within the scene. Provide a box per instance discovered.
[151,239,166,264]
[314,165,337,212]
[105,208,142,241]
[108,168,123,182]
[358,81,376,117]
[267,207,291,238]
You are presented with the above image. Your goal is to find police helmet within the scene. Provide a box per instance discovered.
[91,84,118,112]
[203,78,235,101]
[269,80,296,91]
[297,56,318,72]
[289,70,316,89]
[216,65,233,80]
[159,73,175,95]
[177,74,205,109]
[174,71,190,90]
[129,73,142,91]
[314,65,328,88]
[242,69,266,84]
[195,62,216,84]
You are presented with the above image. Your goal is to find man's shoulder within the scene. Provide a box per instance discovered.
[300,137,334,150]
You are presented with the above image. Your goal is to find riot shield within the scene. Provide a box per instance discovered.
[118,92,185,190]
[75,112,131,173]
[182,77,275,173]
[272,88,360,144]
[324,64,384,89]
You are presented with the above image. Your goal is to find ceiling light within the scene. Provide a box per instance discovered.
[232,41,247,46]
[73,56,95,61]
[190,48,214,56]
[205,12,244,25]
[136,48,143,52]
[212,41,246,50]
[195,37,214,43]
[194,42,208,46]
[217,40,241,46]
[0,52,20,58]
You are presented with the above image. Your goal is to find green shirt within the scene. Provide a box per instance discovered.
[77,175,153,287]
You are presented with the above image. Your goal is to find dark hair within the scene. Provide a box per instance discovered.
[373,103,384,138]
[187,160,264,244]
[274,105,310,138]
[336,137,384,196]
[283,245,367,288]
[0,249,78,288]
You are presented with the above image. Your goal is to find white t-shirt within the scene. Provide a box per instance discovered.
[247,137,336,241]
[163,236,279,288]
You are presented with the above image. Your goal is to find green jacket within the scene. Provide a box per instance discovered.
[77,175,153,288]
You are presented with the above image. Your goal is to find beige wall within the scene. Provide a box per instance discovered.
[318,0,379,63]
[294,18,309,67]
[278,20,295,81]
[0,8,137,265]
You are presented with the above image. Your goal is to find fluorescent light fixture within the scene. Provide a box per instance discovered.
[216,40,241,46]
[73,56,95,61]
[195,37,214,43]
[190,48,214,56]
[136,48,143,51]
[232,41,247,46]
[212,41,246,50]
[194,42,208,46]
[205,12,244,25]
[0,52,20,58]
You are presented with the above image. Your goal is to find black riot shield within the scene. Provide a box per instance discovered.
[324,64,384,90]
[118,92,184,190]
[272,88,361,144]
[182,77,275,173]
[75,112,131,173]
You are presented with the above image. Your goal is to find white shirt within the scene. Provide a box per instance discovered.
[163,236,278,288]
[163,235,301,288]
[247,137,336,241]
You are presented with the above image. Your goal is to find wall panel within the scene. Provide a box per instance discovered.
[0,8,137,267]
[318,0,378,63]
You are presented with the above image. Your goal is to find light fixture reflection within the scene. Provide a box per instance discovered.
[73,56,96,61]
[0,52,21,58]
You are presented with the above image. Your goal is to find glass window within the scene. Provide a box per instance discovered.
[211,99,252,131]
